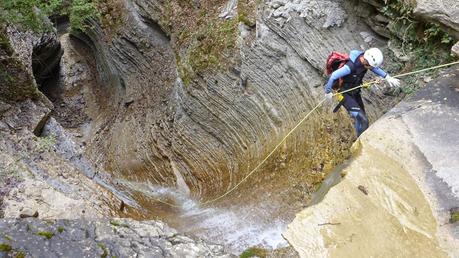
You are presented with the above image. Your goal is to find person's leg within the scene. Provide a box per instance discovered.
[342,94,369,136]
[351,110,369,136]
[354,92,366,114]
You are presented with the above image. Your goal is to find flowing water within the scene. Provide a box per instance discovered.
[113,152,354,253]
[117,180,289,252]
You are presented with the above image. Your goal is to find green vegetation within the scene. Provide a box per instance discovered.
[109,220,129,228]
[161,0,257,86]
[0,243,12,252]
[0,158,22,189]
[239,247,268,258]
[0,242,24,257]
[15,251,26,258]
[3,235,13,241]
[451,210,459,223]
[98,243,109,258]
[57,226,65,233]
[0,30,13,55]
[0,0,61,32]
[381,0,454,70]
[378,0,456,95]
[238,0,258,27]
[36,231,54,239]
[179,18,238,85]
[0,0,123,34]
[68,0,100,32]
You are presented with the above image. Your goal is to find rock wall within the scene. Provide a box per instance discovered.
[0,26,53,134]
[0,218,232,257]
[284,66,459,257]
[413,0,459,39]
[0,26,121,220]
[354,0,459,40]
[78,0,401,204]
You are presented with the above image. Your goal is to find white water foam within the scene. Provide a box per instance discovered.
[118,180,288,253]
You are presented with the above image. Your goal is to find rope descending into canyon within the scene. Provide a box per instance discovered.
[160,60,459,208]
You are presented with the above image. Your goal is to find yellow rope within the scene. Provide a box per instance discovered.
[201,98,327,205]
[142,60,459,208]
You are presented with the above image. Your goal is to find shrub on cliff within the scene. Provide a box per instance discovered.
[0,0,60,32]
[0,0,111,33]
[381,0,454,69]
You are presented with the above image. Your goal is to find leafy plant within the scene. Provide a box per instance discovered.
[0,0,61,32]
[0,0,108,33]
[69,0,100,32]
[381,0,455,71]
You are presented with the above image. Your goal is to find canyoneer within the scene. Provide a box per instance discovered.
[324,48,401,136]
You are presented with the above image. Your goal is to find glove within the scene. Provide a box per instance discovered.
[385,75,400,88]
[325,92,333,102]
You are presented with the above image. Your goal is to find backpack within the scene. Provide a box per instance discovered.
[325,51,349,89]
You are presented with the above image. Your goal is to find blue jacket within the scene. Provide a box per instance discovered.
[325,50,387,94]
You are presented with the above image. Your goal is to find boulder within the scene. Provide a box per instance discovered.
[284,66,459,257]
[452,41,459,57]
[413,0,459,39]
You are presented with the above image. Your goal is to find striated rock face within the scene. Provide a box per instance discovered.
[52,0,406,250]
[284,67,459,257]
[0,218,233,257]
[77,0,400,204]
[0,0,410,253]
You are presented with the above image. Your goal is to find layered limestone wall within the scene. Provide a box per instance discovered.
[76,0,401,205]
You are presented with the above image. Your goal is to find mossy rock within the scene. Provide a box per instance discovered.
[36,231,54,239]
[240,247,268,258]
[0,243,12,252]
[57,226,65,233]
[450,208,459,223]
[109,220,129,228]
[98,242,109,258]
[15,251,26,258]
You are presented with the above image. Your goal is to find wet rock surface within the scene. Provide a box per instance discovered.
[0,0,409,253]
[284,67,459,257]
[0,218,233,258]
[1,0,444,255]
[68,0,407,251]
[77,0,400,198]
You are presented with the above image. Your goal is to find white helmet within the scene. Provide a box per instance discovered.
[363,48,383,68]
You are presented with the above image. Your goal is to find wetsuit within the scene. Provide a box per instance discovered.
[325,50,388,136]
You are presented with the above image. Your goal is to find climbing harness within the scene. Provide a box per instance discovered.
[144,60,459,208]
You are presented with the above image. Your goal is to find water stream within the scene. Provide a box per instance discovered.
[117,179,289,253]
